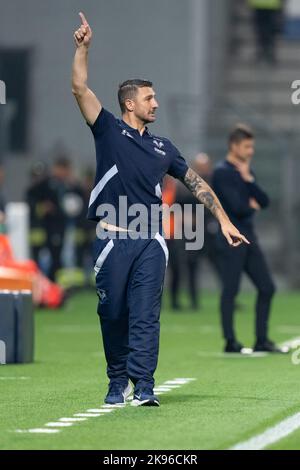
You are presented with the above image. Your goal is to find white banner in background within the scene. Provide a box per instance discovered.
[286,0,300,17]
[6,202,30,261]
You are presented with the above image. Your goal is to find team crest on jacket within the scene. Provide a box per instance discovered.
[97,288,108,304]
[153,139,164,149]
[153,139,166,156]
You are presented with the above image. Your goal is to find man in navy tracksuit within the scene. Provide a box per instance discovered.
[72,13,249,406]
[212,125,286,354]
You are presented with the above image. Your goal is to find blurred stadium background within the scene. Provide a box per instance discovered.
[1,0,300,451]
[1,0,300,288]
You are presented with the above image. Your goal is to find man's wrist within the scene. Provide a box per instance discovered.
[245,175,255,183]
[77,44,89,53]
[219,213,230,227]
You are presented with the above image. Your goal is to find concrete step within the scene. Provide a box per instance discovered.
[230,42,300,64]
[231,25,300,44]
[230,55,300,68]
[208,114,300,132]
[226,89,294,106]
[227,66,300,84]
[233,8,253,22]
[214,3,300,145]
[207,103,300,127]
[232,22,256,40]
[233,2,254,18]
[226,81,292,92]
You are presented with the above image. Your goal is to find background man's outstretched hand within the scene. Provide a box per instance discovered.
[74,12,92,48]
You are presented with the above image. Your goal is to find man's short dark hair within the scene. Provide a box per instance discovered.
[228,124,254,147]
[118,79,153,113]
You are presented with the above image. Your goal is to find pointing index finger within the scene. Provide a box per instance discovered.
[240,234,250,245]
[79,11,88,26]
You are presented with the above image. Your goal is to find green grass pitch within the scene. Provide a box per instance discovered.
[1,290,300,450]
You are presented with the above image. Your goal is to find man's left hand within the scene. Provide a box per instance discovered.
[221,220,250,247]
[234,161,254,183]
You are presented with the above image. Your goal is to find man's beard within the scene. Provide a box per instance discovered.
[139,112,156,125]
[236,155,248,162]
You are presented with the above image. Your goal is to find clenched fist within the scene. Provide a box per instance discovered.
[74,12,92,48]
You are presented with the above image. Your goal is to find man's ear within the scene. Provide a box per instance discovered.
[231,142,237,155]
[125,99,134,112]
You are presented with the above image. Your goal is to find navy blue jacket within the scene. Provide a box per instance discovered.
[86,108,189,234]
[212,160,269,233]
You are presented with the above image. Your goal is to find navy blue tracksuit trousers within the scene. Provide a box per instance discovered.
[217,232,276,342]
[93,234,168,390]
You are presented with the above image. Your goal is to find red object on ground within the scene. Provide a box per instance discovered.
[0,234,64,309]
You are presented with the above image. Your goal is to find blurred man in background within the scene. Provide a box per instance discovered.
[43,155,72,281]
[180,153,221,310]
[212,125,287,354]
[25,156,71,281]
[162,175,183,311]
[26,158,95,286]
[249,0,283,64]
[59,164,94,287]
[26,162,49,266]
[165,154,221,311]
[75,168,96,285]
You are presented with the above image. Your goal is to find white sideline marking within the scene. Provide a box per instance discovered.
[175,378,196,381]
[87,408,114,414]
[16,428,60,434]
[197,351,268,358]
[230,412,300,450]
[59,417,87,422]
[101,404,126,409]
[164,380,188,385]
[154,387,172,392]
[0,376,30,380]
[279,336,300,349]
[14,377,196,435]
[161,385,181,388]
[86,408,118,412]
[46,422,74,427]
[230,335,300,450]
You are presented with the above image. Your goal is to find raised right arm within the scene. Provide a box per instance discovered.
[72,12,101,125]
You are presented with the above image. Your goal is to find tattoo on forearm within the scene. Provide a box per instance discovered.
[183,168,221,218]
